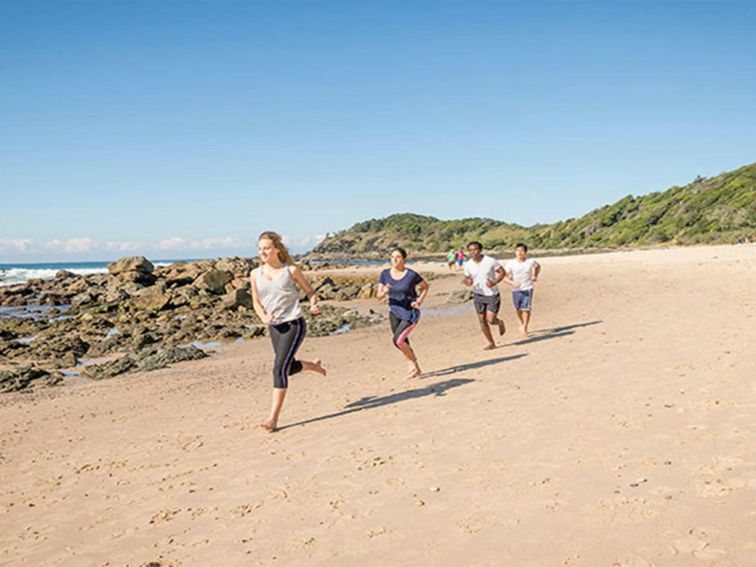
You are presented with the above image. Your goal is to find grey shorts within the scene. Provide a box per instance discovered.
[473,293,501,314]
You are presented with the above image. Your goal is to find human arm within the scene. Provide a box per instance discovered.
[289,265,321,316]
[376,270,391,300]
[411,278,430,309]
[501,264,520,288]
[249,269,275,324]
[532,261,541,283]
[462,264,473,287]
[486,265,506,288]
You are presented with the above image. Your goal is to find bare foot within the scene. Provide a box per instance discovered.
[407,364,422,379]
[312,359,327,376]
[259,420,278,433]
[497,320,506,336]
[522,327,529,337]
[483,343,496,351]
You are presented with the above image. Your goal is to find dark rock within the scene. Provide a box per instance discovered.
[84,355,137,380]
[0,367,50,393]
[138,345,208,372]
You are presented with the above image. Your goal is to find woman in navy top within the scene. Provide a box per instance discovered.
[377,247,430,378]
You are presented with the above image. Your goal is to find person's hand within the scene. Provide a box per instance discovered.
[531,277,538,284]
[410,300,422,309]
[309,304,321,317]
[511,280,521,289]
[486,278,497,288]
[262,310,277,325]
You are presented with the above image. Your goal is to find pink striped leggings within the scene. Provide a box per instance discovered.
[389,312,417,350]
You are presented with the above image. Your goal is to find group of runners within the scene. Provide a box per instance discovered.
[251,231,541,432]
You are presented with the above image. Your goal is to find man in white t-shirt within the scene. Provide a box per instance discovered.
[504,243,541,337]
[463,241,506,350]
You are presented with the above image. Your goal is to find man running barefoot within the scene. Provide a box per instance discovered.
[463,241,506,350]
[504,243,541,337]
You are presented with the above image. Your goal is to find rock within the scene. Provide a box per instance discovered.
[131,327,160,349]
[446,289,473,304]
[114,271,157,286]
[55,269,78,279]
[360,283,375,299]
[169,286,199,308]
[131,286,172,312]
[0,366,50,392]
[244,324,267,338]
[67,277,90,293]
[84,355,137,380]
[194,270,234,295]
[108,256,156,286]
[229,277,251,291]
[162,262,203,288]
[28,335,89,366]
[107,256,154,275]
[71,291,95,306]
[221,288,253,311]
[215,257,256,275]
[138,345,208,372]
[335,284,362,301]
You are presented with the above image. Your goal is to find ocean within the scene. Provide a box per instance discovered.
[0,257,411,286]
[0,260,188,286]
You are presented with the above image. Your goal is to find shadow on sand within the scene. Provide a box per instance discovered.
[278,352,529,431]
[278,378,475,431]
[420,353,527,379]
[510,320,602,346]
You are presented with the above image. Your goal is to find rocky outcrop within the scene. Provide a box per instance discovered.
[83,345,209,380]
[0,255,386,392]
[0,366,60,393]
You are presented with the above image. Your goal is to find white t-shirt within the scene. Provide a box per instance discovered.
[505,258,538,291]
[464,255,503,297]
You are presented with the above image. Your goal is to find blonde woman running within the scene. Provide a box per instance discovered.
[250,231,326,432]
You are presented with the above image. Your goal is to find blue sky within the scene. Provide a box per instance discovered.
[1,0,755,262]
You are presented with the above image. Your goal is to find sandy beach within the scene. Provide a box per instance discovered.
[1,244,755,566]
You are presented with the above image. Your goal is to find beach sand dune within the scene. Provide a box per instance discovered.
[1,245,755,566]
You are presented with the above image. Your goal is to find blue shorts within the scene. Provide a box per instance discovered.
[512,289,533,311]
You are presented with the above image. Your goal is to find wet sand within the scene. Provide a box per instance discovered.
[1,244,755,566]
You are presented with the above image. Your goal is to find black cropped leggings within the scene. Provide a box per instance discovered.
[269,317,306,388]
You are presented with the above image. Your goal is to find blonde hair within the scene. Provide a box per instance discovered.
[258,231,296,265]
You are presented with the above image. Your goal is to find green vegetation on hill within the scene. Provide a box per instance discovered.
[311,163,756,255]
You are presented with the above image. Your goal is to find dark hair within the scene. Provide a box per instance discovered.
[467,241,483,251]
[515,243,528,252]
[391,246,408,259]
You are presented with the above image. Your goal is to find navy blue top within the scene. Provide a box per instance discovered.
[379,268,425,323]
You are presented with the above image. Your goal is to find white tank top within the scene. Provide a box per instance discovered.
[255,265,303,324]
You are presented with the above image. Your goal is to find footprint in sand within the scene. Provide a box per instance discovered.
[230,502,264,518]
[149,509,181,524]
